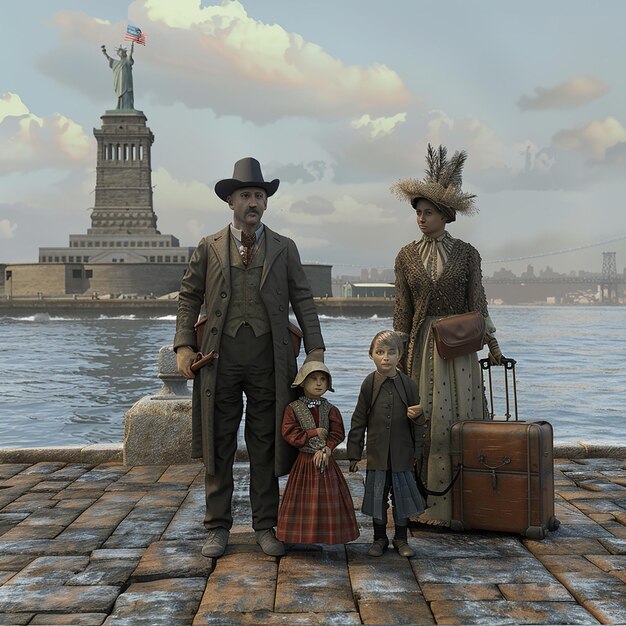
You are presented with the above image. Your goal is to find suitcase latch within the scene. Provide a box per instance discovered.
[478,455,511,492]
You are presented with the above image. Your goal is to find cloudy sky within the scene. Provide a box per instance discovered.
[2,0,625,276]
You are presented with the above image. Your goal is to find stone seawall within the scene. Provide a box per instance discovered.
[0,297,395,318]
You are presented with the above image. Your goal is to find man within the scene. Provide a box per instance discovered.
[174,157,324,558]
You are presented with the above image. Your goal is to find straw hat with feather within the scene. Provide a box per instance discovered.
[391,144,477,223]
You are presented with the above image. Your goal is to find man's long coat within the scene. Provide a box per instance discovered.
[174,225,324,476]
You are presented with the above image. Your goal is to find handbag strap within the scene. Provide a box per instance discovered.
[414,463,462,497]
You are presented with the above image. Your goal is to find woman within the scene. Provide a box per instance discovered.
[391,144,504,525]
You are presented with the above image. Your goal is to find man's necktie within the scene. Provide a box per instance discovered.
[240,232,256,266]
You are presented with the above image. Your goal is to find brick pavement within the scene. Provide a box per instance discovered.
[0,457,625,625]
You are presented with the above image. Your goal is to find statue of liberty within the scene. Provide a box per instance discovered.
[101,42,135,110]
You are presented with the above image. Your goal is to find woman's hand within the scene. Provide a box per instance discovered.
[407,404,423,420]
[315,428,328,441]
[486,336,504,365]
[349,460,359,473]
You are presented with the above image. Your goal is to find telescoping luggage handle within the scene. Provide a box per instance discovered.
[480,356,518,421]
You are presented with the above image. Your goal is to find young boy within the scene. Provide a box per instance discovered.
[347,330,425,557]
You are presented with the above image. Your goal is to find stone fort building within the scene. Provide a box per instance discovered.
[1,109,331,298]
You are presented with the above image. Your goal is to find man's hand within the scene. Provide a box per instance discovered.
[349,460,359,473]
[176,346,197,379]
[304,348,324,364]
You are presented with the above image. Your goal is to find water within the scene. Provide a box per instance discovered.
[0,307,624,447]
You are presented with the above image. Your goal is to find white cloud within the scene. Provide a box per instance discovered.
[0,219,17,239]
[518,76,609,111]
[43,1,412,124]
[350,113,406,139]
[0,92,91,175]
[553,117,626,160]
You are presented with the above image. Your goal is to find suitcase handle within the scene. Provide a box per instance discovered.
[479,357,518,421]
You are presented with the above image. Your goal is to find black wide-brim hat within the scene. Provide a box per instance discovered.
[215,157,280,202]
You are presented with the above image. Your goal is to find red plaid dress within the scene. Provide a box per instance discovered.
[276,401,359,544]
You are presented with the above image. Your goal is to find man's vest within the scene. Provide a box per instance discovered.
[223,235,271,338]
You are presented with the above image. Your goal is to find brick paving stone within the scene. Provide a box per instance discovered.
[430,600,599,625]
[0,512,30,535]
[161,487,207,541]
[407,533,529,559]
[68,496,143,529]
[107,578,205,622]
[0,464,30,479]
[1,524,65,540]
[0,614,33,625]
[498,582,574,601]
[2,497,57,514]
[537,555,605,575]
[549,522,614,538]
[0,475,43,490]
[586,554,626,571]
[411,556,556,585]
[17,506,83,527]
[554,570,626,602]
[554,501,593,525]
[48,464,94,481]
[192,610,362,625]
[136,490,188,508]
[0,538,102,555]
[20,462,67,475]
[103,505,179,549]
[52,489,108,501]
[358,599,434,625]
[599,537,626,554]
[0,554,35,571]
[582,599,626,625]
[570,498,626,516]
[601,521,626,538]
[420,583,503,601]
[196,549,277,616]
[275,546,355,613]
[0,572,13,584]
[109,465,167,486]
[31,480,73,492]
[132,540,212,580]
[5,556,89,585]
[0,584,120,613]
[30,614,107,625]
[57,526,117,543]
[346,543,422,601]
[158,464,203,486]
[67,558,141,586]
[54,497,99,511]
[523,537,610,556]
[91,549,145,560]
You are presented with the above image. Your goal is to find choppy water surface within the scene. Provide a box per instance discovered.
[0,307,624,447]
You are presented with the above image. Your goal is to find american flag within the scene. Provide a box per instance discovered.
[124,25,147,45]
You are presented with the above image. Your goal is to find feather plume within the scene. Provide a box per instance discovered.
[440,150,467,189]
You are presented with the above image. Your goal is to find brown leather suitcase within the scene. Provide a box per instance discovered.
[449,358,560,539]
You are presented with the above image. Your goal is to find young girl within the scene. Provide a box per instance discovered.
[347,330,425,557]
[276,361,359,545]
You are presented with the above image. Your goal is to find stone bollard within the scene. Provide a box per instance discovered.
[123,346,196,465]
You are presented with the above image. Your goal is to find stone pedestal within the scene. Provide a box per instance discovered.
[123,346,195,465]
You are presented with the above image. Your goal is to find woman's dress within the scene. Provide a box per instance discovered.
[394,231,496,522]
[276,399,359,544]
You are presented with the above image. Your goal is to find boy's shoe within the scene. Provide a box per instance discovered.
[255,528,285,556]
[392,538,415,557]
[202,527,229,557]
[367,537,389,557]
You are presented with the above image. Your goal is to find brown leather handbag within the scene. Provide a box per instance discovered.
[431,311,485,360]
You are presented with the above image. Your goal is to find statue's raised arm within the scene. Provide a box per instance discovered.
[101,43,135,110]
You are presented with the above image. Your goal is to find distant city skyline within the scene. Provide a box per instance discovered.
[2,1,626,275]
